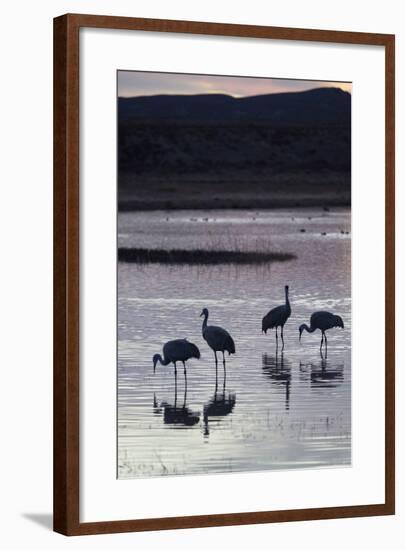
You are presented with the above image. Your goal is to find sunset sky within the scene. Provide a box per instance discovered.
[118,70,352,98]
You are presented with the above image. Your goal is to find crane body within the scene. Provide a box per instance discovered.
[262,285,291,350]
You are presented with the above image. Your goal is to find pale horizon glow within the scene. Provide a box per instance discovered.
[118,70,352,98]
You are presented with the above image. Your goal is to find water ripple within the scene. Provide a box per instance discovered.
[118,208,351,479]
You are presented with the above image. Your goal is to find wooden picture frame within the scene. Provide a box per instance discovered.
[54,13,395,536]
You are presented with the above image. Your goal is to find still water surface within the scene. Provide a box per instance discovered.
[118,208,351,478]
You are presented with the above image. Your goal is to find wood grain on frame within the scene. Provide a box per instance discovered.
[54,14,80,535]
[53,13,395,536]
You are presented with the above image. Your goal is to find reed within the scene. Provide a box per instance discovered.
[118,247,296,265]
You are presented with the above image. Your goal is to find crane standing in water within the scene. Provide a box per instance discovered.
[299,311,344,354]
[152,339,200,385]
[262,285,291,350]
[200,308,235,381]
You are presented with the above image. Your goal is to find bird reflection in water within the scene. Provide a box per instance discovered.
[300,358,344,388]
[203,375,236,438]
[153,384,200,427]
[262,352,292,410]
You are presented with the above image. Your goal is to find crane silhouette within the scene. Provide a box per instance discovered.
[299,311,344,355]
[153,339,200,386]
[262,285,291,350]
[200,308,235,380]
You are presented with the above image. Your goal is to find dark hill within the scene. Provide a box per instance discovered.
[118,88,351,210]
[118,87,351,125]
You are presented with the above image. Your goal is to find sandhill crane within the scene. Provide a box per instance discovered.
[152,339,200,384]
[262,285,291,350]
[299,311,344,354]
[200,308,235,377]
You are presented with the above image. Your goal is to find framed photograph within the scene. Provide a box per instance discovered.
[53,14,395,535]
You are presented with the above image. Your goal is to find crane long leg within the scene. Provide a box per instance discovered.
[214,351,218,390]
[174,364,177,403]
[324,333,328,358]
[222,351,226,386]
[281,326,285,351]
[275,327,279,350]
[182,361,187,391]
[320,333,324,353]
[182,381,187,408]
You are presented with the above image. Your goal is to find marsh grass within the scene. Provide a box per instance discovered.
[118,247,295,264]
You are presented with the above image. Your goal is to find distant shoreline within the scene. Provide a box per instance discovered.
[118,195,350,211]
[118,175,350,212]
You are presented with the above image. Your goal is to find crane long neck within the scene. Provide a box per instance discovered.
[285,287,291,312]
[303,323,316,334]
[158,354,171,366]
[202,311,208,332]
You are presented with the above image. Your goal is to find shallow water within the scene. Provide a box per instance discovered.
[118,208,351,479]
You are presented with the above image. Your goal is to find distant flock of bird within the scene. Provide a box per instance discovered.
[152,285,344,381]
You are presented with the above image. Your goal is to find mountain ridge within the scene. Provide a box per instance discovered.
[118,87,351,126]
